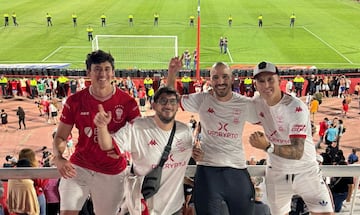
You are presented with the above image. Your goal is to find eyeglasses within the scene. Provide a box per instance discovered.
[157,98,178,105]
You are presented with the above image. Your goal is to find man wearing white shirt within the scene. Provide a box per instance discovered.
[167,57,258,215]
[249,61,334,215]
[95,87,195,215]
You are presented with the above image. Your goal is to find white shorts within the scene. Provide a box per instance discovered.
[59,164,126,215]
[265,166,333,215]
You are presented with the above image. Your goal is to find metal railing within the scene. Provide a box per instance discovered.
[2,165,360,214]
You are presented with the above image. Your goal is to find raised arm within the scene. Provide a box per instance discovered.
[167,56,183,89]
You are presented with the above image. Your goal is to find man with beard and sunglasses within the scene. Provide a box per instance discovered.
[95,86,195,215]
[167,57,258,215]
[249,61,334,215]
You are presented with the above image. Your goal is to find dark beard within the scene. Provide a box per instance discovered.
[158,114,175,124]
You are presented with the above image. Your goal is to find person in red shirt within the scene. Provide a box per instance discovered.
[53,50,140,215]
[315,117,329,149]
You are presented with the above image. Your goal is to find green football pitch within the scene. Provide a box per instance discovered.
[0,0,360,69]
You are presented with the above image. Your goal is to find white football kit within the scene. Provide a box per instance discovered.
[113,117,193,215]
[253,94,333,214]
[181,92,258,169]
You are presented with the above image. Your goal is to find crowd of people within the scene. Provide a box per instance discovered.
[1,50,359,215]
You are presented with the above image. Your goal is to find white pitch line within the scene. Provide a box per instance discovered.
[227,48,234,63]
[41,46,63,62]
[302,26,353,64]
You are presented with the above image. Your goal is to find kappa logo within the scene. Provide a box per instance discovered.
[217,122,228,132]
[148,139,157,146]
[207,108,215,114]
[318,200,328,206]
[295,106,303,112]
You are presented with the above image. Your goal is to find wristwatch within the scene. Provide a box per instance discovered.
[265,143,274,153]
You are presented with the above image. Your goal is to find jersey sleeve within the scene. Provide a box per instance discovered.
[125,97,141,122]
[112,122,131,153]
[288,100,309,139]
[246,97,260,124]
[180,93,205,113]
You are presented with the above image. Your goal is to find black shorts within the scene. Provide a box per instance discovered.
[51,112,58,117]
[139,98,146,106]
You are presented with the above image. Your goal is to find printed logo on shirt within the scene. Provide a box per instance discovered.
[295,106,303,112]
[207,108,215,114]
[318,200,329,206]
[291,124,306,132]
[80,112,89,115]
[148,139,157,146]
[84,127,92,138]
[217,122,228,132]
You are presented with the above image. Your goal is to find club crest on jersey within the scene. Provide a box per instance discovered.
[207,108,215,114]
[84,127,92,138]
[113,105,124,123]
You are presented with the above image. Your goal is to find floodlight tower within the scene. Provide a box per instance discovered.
[196,0,201,80]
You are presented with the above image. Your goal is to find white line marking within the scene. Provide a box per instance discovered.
[302,26,353,64]
[42,46,63,62]
[227,48,234,63]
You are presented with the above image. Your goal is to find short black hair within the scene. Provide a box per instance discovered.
[85,50,115,70]
[153,87,179,103]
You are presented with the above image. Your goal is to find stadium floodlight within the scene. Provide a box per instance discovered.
[92,35,178,69]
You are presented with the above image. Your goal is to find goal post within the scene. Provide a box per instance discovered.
[92,35,178,69]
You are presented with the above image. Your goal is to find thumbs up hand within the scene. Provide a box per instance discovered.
[94,104,112,128]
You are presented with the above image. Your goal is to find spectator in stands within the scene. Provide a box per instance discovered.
[100,13,106,27]
[138,87,146,112]
[330,160,354,213]
[249,61,334,215]
[18,148,49,215]
[72,13,77,27]
[46,13,52,26]
[1,109,8,132]
[0,74,8,97]
[336,119,345,149]
[95,86,194,214]
[53,50,140,215]
[29,77,38,99]
[168,58,257,215]
[7,158,40,215]
[347,148,358,164]
[285,78,293,94]
[78,76,86,90]
[87,26,93,41]
[354,82,360,100]
[315,117,329,149]
[309,97,319,122]
[342,95,351,118]
[16,106,26,130]
[194,78,203,93]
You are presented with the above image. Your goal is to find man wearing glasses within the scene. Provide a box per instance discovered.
[96,87,196,215]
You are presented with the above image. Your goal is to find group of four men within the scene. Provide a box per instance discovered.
[52,50,334,215]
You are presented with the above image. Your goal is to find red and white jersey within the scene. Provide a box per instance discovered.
[113,118,193,215]
[181,92,258,169]
[253,94,317,174]
[60,87,140,175]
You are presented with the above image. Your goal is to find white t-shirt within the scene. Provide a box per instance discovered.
[113,117,193,215]
[181,92,258,169]
[253,94,318,174]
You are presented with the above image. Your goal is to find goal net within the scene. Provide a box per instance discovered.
[92,35,178,69]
